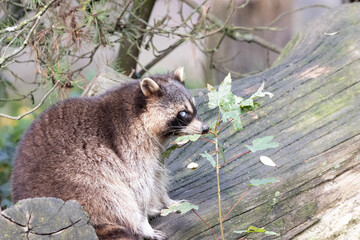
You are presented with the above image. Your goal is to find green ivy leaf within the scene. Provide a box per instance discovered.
[160,201,199,216]
[234,226,265,234]
[222,110,242,131]
[219,93,238,113]
[200,151,216,167]
[249,178,279,187]
[245,136,280,152]
[175,134,201,145]
[207,73,233,110]
[250,82,274,99]
[207,84,219,109]
[235,226,278,236]
[240,98,254,109]
[239,82,273,113]
[234,95,244,104]
[217,73,232,99]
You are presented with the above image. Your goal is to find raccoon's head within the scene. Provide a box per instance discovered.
[139,67,209,142]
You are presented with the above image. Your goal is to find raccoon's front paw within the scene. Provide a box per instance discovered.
[144,230,167,240]
[152,230,167,240]
[140,220,167,240]
[148,207,162,217]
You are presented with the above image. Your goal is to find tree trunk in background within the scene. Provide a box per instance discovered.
[114,0,155,75]
[0,0,26,26]
[150,4,360,239]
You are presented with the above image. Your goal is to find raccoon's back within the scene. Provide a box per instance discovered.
[11,97,107,202]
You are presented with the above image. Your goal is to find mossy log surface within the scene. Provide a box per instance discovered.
[150,4,360,240]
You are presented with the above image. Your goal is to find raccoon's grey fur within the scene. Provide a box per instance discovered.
[11,67,209,240]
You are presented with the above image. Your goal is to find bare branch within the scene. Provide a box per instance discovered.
[267,4,331,27]
[180,0,282,53]
[0,81,60,120]
[139,38,186,77]
[0,0,59,67]
[0,0,58,35]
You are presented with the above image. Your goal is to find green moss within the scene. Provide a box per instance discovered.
[295,202,317,220]
[255,201,273,221]
[295,73,360,132]
[272,218,286,230]
[273,33,300,66]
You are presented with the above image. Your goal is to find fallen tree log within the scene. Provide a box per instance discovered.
[150,3,360,240]
[2,3,360,240]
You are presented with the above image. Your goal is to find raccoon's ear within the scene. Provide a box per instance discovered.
[173,67,184,83]
[140,78,160,97]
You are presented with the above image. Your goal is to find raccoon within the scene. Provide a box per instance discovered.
[11,67,209,240]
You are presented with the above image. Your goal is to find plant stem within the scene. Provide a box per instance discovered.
[219,150,251,168]
[222,186,252,221]
[217,118,233,133]
[215,133,225,240]
[200,138,216,144]
[192,210,219,240]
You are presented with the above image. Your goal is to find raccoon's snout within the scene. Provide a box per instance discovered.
[202,124,209,134]
[182,117,209,135]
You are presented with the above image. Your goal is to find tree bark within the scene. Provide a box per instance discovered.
[149,3,360,239]
[114,0,156,75]
[0,198,97,239]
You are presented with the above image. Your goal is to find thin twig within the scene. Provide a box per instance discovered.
[0,16,41,67]
[200,138,215,144]
[217,118,233,133]
[0,81,60,120]
[139,37,186,77]
[0,0,59,67]
[114,0,132,30]
[215,109,221,132]
[240,234,249,240]
[2,22,29,56]
[267,4,331,27]
[215,133,225,240]
[180,0,282,53]
[219,150,251,168]
[70,44,100,75]
[0,0,58,35]
[223,186,252,221]
[0,87,38,102]
[192,209,219,240]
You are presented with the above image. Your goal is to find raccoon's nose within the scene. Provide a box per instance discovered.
[202,124,209,134]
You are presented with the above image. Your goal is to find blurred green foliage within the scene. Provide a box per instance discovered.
[0,115,34,209]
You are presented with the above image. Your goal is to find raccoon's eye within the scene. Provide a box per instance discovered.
[178,110,188,119]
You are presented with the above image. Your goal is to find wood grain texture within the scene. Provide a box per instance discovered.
[150,4,360,240]
[0,198,97,239]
